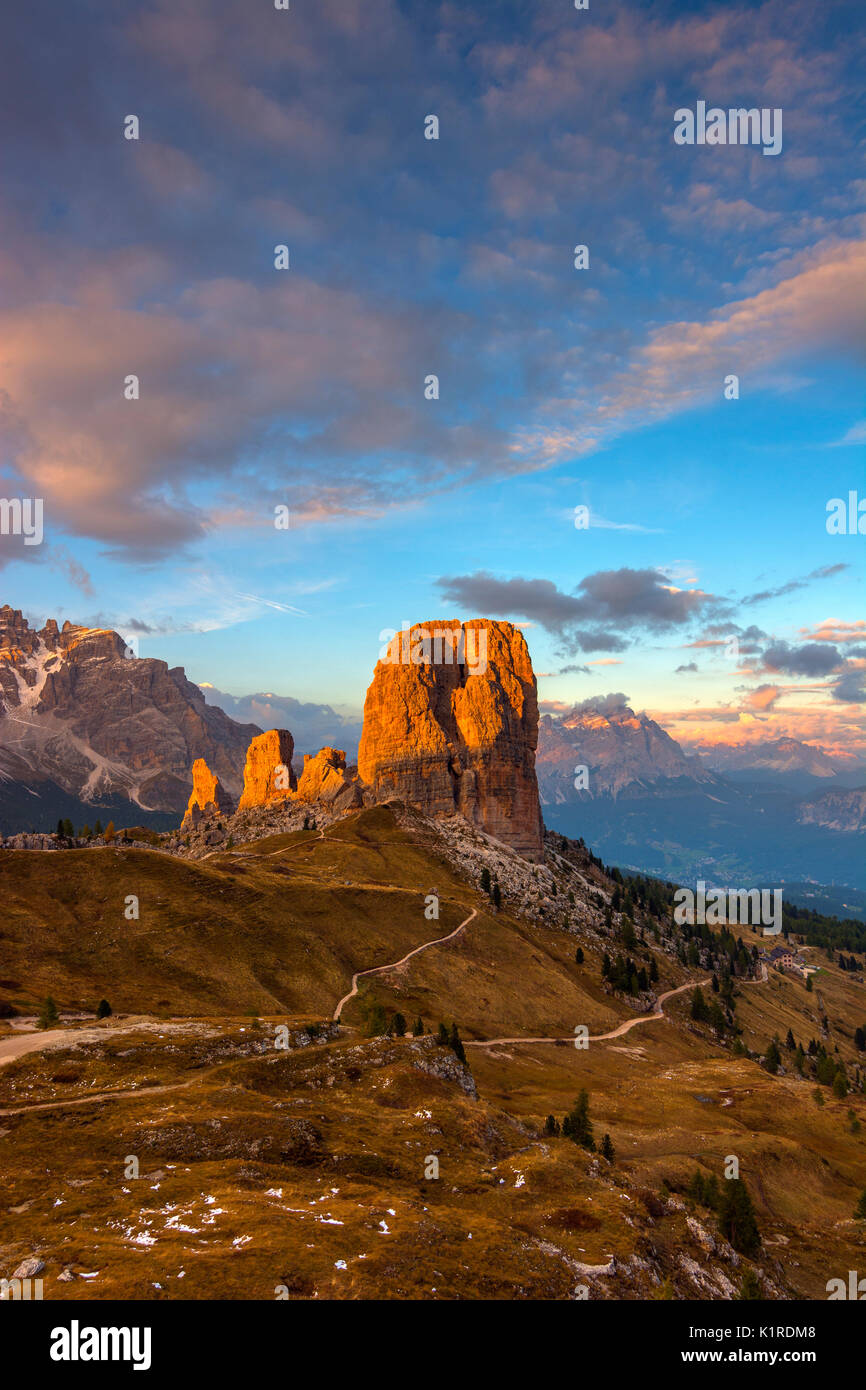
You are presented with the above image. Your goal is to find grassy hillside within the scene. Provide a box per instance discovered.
[1,803,864,1300]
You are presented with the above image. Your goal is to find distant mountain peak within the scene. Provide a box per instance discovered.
[537,700,717,801]
[0,605,258,827]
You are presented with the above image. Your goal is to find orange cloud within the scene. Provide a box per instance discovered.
[799,619,866,644]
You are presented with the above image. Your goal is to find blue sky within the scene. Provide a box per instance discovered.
[0,0,863,756]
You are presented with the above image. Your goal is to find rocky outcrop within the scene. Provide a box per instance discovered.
[294,746,362,811]
[358,619,543,859]
[182,757,234,828]
[0,606,259,825]
[238,729,297,808]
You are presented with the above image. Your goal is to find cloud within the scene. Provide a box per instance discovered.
[513,239,866,467]
[760,640,843,677]
[742,683,783,711]
[567,691,632,716]
[435,567,724,654]
[743,562,849,606]
[799,619,866,644]
[675,661,698,673]
[826,420,866,446]
[833,670,866,704]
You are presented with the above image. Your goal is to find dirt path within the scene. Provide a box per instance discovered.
[333,908,478,1021]
[464,978,711,1049]
[0,1077,198,1118]
[0,1030,80,1066]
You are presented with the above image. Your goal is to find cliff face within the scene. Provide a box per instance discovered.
[238,729,297,808]
[358,619,543,859]
[0,605,259,814]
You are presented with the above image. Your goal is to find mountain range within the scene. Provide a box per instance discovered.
[1,605,863,903]
[537,699,865,901]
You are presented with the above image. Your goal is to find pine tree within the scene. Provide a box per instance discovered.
[94,819,103,836]
[785,1028,795,1050]
[575,946,584,965]
[104,820,116,843]
[39,995,59,1029]
[687,1169,706,1205]
[480,867,491,894]
[412,1016,424,1036]
[763,1037,782,1074]
[449,1023,466,1064]
[63,818,74,838]
[691,986,709,1022]
[492,881,502,909]
[366,1004,388,1036]
[56,818,64,839]
[600,1133,615,1162]
[649,957,659,984]
[391,1012,407,1037]
[96,998,112,1018]
[718,1178,761,1256]
[854,1187,866,1220]
[437,1022,449,1046]
[563,1090,595,1151]
[544,1114,560,1136]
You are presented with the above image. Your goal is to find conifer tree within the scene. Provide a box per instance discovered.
[563,1090,595,1151]
[39,995,59,1029]
[449,1022,466,1063]
[718,1178,761,1255]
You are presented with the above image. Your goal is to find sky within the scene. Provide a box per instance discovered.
[0,0,863,758]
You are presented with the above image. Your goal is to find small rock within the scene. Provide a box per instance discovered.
[12,1257,45,1279]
